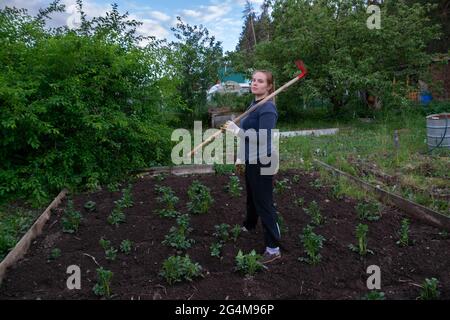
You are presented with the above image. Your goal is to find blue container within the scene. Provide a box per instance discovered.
[420,91,433,105]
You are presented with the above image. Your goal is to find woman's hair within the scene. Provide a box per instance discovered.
[252,70,275,94]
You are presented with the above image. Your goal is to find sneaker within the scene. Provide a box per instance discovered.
[241,226,249,232]
[261,251,281,265]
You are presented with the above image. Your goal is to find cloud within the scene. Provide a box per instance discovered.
[148,11,171,22]
[128,14,169,40]
[180,4,232,24]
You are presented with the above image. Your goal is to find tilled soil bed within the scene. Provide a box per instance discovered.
[1,169,449,300]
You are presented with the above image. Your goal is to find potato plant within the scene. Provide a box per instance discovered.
[187,180,214,214]
[162,214,194,250]
[235,250,263,276]
[397,218,410,247]
[210,242,223,258]
[298,225,325,265]
[99,238,118,261]
[419,278,440,300]
[83,201,96,212]
[274,178,290,194]
[159,255,202,285]
[93,267,113,298]
[225,176,242,197]
[355,201,381,221]
[61,199,82,234]
[304,201,324,225]
[120,240,133,255]
[213,223,230,243]
[349,223,373,256]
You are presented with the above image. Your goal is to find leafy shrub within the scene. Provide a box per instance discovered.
[0,4,176,207]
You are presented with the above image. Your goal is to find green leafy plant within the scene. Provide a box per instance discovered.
[330,184,344,200]
[293,175,300,183]
[397,218,410,247]
[154,173,167,182]
[49,248,61,261]
[99,238,118,261]
[93,267,113,298]
[231,225,241,242]
[304,201,324,225]
[156,186,179,210]
[235,250,263,276]
[363,291,386,300]
[309,179,323,190]
[160,214,194,250]
[355,201,381,221]
[154,185,170,195]
[294,197,304,207]
[159,255,202,285]
[120,184,134,208]
[298,225,325,265]
[187,180,214,215]
[84,201,96,212]
[120,239,133,255]
[107,206,125,226]
[210,242,223,258]
[154,208,179,218]
[214,223,230,243]
[213,164,235,175]
[349,223,373,256]
[274,178,290,194]
[419,278,440,300]
[62,200,82,234]
[225,176,242,197]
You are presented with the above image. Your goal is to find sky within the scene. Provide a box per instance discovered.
[1,0,266,52]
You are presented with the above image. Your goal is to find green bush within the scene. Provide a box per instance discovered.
[0,4,176,207]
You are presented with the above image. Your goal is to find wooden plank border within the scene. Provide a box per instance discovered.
[314,159,450,231]
[0,189,68,286]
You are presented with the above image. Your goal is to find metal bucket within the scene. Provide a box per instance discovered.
[426,113,450,150]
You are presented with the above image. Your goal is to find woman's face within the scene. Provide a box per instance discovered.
[251,72,271,97]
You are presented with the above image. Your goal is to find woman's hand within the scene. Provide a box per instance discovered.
[221,120,241,136]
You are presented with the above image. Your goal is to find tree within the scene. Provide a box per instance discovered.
[170,17,223,126]
[252,0,441,116]
[0,1,178,206]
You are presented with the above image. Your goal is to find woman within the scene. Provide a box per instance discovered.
[222,70,281,265]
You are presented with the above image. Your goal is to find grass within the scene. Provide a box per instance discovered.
[278,110,449,216]
[0,203,43,260]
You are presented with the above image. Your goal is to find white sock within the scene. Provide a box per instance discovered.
[266,247,280,255]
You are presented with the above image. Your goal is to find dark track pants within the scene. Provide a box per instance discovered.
[243,163,280,248]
